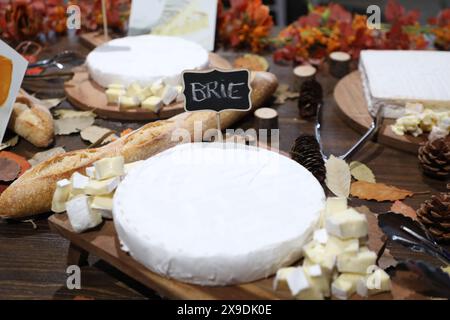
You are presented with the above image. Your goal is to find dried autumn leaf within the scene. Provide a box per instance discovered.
[0,135,19,151]
[28,147,66,167]
[349,161,376,183]
[325,155,351,198]
[390,200,417,219]
[274,84,299,104]
[0,151,31,177]
[80,125,116,145]
[0,158,21,182]
[54,110,96,135]
[351,181,414,202]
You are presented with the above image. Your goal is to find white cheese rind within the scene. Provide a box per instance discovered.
[359,50,450,118]
[113,143,325,286]
[86,35,209,88]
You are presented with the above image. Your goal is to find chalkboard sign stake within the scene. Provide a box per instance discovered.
[216,112,221,140]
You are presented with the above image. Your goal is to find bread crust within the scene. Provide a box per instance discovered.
[0,71,278,218]
[9,96,54,147]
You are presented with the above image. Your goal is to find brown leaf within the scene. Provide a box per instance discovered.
[0,158,20,182]
[351,181,414,202]
[0,151,31,177]
[390,200,417,220]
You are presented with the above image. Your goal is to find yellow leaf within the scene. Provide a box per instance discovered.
[349,161,376,183]
[325,155,351,198]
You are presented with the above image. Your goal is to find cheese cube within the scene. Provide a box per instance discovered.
[289,268,324,300]
[303,265,330,298]
[127,82,142,97]
[273,267,296,292]
[90,194,114,219]
[108,83,125,90]
[71,172,90,195]
[94,156,125,180]
[325,208,368,239]
[337,250,377,274]
[142,96,163,113]
[276,267,323,300]
[118,96,140,109]
[313,228,329,244]
[85,166,96,179]
[84,177,120,195]
[161,85,178,105]
[326,236,359,254]
[124,160,144,175]
[106,88,126,104]
[331,273,364,300]
[175,85,184,102]
[303,241,336,272]
[66,196,102,233]
[326,197,347,215]
[51,179,72,213]
[356,268,391,297]
[150,80,164,96]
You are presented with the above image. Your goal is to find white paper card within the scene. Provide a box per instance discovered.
[130,0,218,51]
[128,0,166,36]
[0,40,28,143]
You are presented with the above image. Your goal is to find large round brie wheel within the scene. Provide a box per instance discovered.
[86,35,209,87]
[113,143,325,286]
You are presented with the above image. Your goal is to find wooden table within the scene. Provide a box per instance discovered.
[0,37,447,300]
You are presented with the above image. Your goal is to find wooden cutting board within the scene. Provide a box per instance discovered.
[48,211,427,300]
[334,71,427,154]
[64,53,231,121]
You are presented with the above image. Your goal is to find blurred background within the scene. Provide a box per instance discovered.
[258,0,450,26]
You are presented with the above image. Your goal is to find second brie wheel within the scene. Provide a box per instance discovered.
[113,143,325,286]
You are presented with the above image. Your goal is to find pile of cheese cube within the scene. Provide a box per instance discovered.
[274,197,391,300]
[105,81,183,112]
[391,103,450,139]
[51,156,143,233]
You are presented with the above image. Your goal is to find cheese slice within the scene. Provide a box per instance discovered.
[113,143,325,285]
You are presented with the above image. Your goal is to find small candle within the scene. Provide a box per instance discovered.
[293,65,316,91]
[329,51,351,78]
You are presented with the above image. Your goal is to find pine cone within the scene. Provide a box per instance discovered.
[417,193,450,242]
[418,137,450,179]
[290,134,326,183]
[298,79,323,118]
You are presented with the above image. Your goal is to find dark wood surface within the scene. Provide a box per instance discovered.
[0,37,447,300]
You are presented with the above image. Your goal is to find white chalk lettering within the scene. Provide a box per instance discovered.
[228,82,245,99]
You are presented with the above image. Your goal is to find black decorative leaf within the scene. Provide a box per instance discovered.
[378,212,450,265]
[388,260,450,299]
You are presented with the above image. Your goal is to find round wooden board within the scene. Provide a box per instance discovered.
[334,70,427,154]
[64,53,232,121]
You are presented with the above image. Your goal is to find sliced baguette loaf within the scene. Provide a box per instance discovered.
[0,71,277,218]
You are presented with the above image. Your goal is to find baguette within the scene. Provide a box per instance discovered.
[9,96,54,147]
[0,71,278,218]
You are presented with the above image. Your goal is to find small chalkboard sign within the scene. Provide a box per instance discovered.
[182,69,252,113]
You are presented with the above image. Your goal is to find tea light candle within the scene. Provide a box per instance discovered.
[293,65,316,91]
[329,51,351,78]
